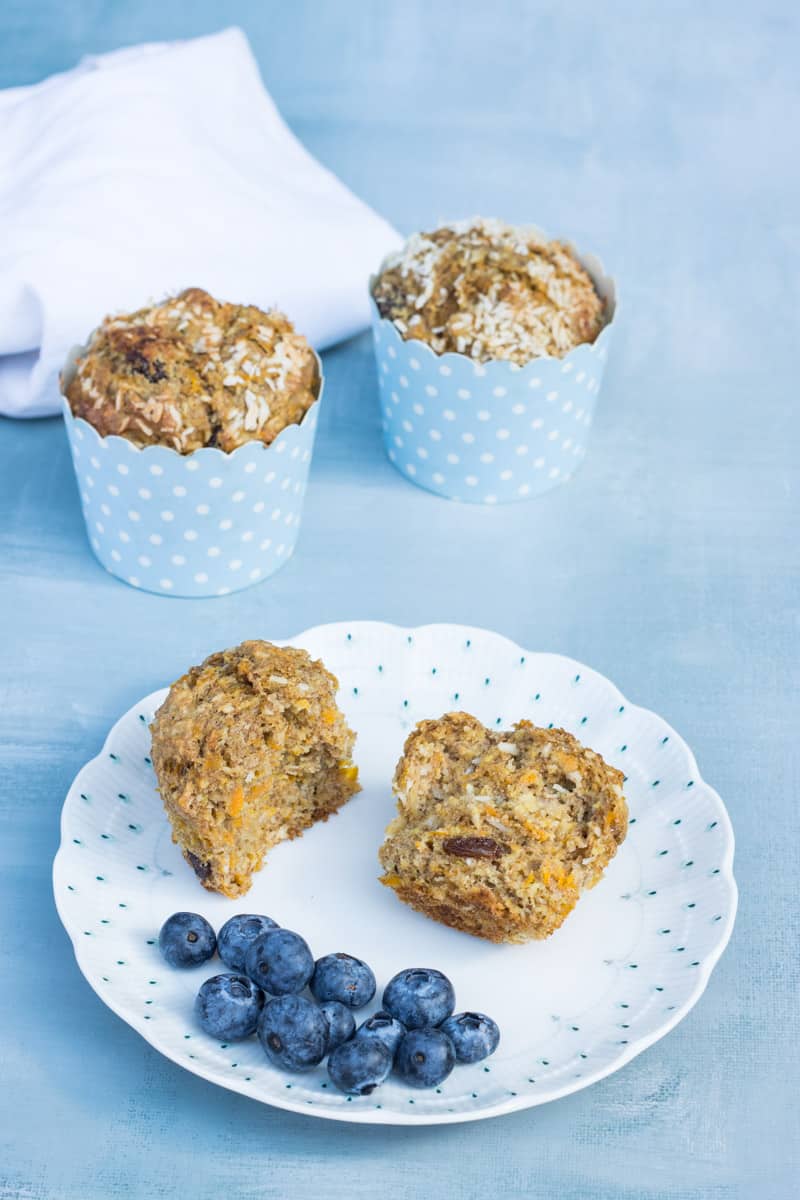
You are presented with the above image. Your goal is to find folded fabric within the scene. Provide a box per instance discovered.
[0,27,400,417]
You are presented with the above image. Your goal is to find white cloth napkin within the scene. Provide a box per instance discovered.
[0,27,400,417]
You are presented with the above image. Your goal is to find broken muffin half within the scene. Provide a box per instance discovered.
[379,712,627,942]
[151,640,359,897]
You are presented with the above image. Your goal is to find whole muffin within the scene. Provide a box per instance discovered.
[151,640,360,898]
[64,288,319,453]
[372,218,606,363]
[379,712,627,942]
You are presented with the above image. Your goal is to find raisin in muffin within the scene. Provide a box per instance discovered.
[64,288,319,453]
[151,641,359,898]
[379,712,627,942]
[372,218,605,363]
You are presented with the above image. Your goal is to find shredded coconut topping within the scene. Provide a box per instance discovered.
[63,288,318,454]
[373,218,606,364]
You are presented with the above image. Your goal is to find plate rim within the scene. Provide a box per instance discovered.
[53,620,738,1126]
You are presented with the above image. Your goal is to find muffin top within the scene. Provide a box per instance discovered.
[63,288,319,454]
[372,218,606,363]
[151,639,355,801]
[392,712,626,826]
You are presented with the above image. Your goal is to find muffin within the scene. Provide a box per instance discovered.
[369,219,616,504]
[379,712,627,943]
[64,287,319,453]
[372,218,606,363]
[151,640,360,897]
[60,289,324,597]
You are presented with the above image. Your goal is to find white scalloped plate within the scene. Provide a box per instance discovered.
[53,622,736,1125]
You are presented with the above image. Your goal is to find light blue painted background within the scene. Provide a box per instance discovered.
[1,2,797,1197]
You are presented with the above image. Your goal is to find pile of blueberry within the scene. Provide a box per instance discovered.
[158,911,500,1096]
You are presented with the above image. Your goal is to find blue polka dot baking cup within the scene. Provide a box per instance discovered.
[369,245,616,503]
[60,349,322,598]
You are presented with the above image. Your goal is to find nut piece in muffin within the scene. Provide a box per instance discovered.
[151,641,359,898]
[372,218,605,363]
[379,712,627,943]
[64,287,319,453]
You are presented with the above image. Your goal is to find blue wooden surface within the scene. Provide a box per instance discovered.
[1,2,798,1197]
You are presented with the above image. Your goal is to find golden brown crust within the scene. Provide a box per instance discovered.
[64,288,319,454]
[379,712,627,942]
[151,640,359,897]
[372,218,605,363]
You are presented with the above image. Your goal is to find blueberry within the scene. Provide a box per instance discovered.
[257,994,328,1071]
[195,974,264,1040]
[440,1012,500,1063]
[394,1028,456,1089]
[158,912,216,967]
[354,1010,406,1058]
[244,928,314,995]
[382,968,455,1030]
[217,914,279,973]
[319,1001,356,1053]
[327,1036,393,1096]
[310,953,376,1009]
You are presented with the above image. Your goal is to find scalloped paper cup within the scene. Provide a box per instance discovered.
[369,235,616,503]
[60,348,322,597]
